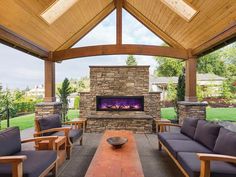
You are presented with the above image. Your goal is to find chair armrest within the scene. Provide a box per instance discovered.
[158,123,181,132]
[63,121,83,129]
[197,153,236,177]
[0,155,27,164]
[21,136,58,143]
[34,127,71,136]
[197,153,236,164]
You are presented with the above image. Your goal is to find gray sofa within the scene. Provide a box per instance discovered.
[0,127,57,177]
[158,118,236,177]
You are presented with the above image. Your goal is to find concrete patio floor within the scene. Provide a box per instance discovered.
[21,128,184,177]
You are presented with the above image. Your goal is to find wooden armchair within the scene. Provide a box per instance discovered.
[0,127,58,177]
[34,114,83,159]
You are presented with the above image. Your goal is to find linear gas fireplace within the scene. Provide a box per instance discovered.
[96,96,144,111]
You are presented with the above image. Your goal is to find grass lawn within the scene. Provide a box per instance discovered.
[1,108,235,131]
[161,107,236,122]
[0,109,79,130]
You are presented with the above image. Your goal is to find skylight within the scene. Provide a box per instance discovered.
[40,0,78,24]
[161,0,198,22]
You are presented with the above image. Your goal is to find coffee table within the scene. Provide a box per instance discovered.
[85,130,144,177]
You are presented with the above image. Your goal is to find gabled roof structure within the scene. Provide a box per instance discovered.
[0,0,235,60]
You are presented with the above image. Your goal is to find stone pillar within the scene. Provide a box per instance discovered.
[35,102,62,120]
[145,92,161,119]
[178,101,208,125]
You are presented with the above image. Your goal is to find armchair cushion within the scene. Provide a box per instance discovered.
[38,114,62,135]
[0,127,21,156]
[194,120,221,150]
[214,128,236,157]
[0,150,57,177]
[180,118,199,139]
[177,152,236,177]
[51,127,83,143]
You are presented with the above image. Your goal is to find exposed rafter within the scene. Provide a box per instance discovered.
[115,0,123,45]
[0,25,49,59]
[193,23,236,56]
[52,44,188,61]
[123,1,185,49]
[56,2,115,51]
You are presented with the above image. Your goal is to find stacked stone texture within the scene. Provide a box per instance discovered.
[35,102,62,120]
[80,66,161,133]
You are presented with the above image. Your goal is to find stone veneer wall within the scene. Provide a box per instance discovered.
[178,101,208,124]
[79,66,161,133]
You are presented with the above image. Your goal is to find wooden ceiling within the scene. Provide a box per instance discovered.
[0,0,235,59]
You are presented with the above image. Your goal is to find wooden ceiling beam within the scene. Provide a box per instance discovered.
[52,44,188,61]
[115,0,123,45]
[123,1,185,49]
[192,23,236,56]
[56,2,115,51]
[0,25,49,59]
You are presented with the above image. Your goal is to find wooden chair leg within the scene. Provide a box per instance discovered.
[200,160,210,177]
[66,145,71,159]
[51,162,58,177]
[158,141,162,151]
[12,162,23,177]
[80,137,83,145]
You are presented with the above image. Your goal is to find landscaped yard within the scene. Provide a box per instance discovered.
[1,108,235,130]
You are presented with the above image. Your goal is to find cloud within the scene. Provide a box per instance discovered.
[0,10,161,89]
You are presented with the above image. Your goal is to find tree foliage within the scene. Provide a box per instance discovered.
[57,78,72,122]
[155,57,183,76]
[126,55,137,66]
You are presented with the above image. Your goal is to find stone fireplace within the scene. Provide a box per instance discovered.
[79,66,161,133]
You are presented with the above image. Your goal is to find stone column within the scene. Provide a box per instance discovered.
[178,101,208,124]
[35,102,62,120]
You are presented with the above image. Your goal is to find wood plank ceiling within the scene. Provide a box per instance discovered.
[0,0,235,59]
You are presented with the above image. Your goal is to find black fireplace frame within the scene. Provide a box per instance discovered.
[96,96,144,111]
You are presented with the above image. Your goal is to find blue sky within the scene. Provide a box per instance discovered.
[0,10,164,89]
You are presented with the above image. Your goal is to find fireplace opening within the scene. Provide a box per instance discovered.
[96,96,144,111]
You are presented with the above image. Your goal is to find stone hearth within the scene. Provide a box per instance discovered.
[79,66,161,133]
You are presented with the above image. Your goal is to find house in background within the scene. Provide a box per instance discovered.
[150,73,226,101]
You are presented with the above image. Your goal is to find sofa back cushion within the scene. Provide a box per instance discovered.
[0,127,21,156]
[180,118,199,139]
[214,127,236,156]
[38,114,62,135]
[194,120,221,150]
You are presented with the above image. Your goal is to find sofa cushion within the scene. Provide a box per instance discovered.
[214,127,236,156]
[177,152,236,177]
[0,150,57,177]
[51,127,83,143]
[0,127,21,156]
[38,114,62,135]
[158,132,191,143]
[165,140,211,158]
[194,120,221,150]
[180,118,199,139]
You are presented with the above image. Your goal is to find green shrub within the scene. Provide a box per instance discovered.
[74,96,80,110]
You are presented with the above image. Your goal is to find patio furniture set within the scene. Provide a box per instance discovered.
[0,116,236,177]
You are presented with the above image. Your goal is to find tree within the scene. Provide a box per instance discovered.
[126,55,137,66]
[155,57,183,76]
[57,78,72,122]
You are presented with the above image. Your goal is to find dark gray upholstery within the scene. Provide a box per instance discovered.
[38,114,62,135]
[194,120,221,150]
[0,150,57,177]
[51,128,83,143]
[180,118,199,139]
[165,140,211,158]
[158,132,191,146]
[214,127,236,156]
[0,127,21,156]
[177,152,236,177]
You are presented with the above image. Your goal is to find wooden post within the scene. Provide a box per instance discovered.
[115,0,123,45]
[44,59,56,102]
[185,54,197,102]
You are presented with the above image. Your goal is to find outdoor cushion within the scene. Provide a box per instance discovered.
[158,132,191,143]
[0,127,21,156]
[214,127,236,156]
[180,118,199,139]
[38,114,62,135]
[194,120,221,150]
[0,150,57,177]
[165,139,211,158]
[177,152,236,177]
[51,128,83,143]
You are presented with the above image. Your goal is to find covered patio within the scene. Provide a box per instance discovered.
[0,0,236,177]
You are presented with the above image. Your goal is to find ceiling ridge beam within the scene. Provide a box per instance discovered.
[56,2,115,51]
[52,44,188,61]
[193,22,236,56]
[0,25,49,59]
[123,1,185,49]
[115,0,123,45]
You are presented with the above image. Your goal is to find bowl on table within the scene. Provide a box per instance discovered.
[106,136,128,148]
